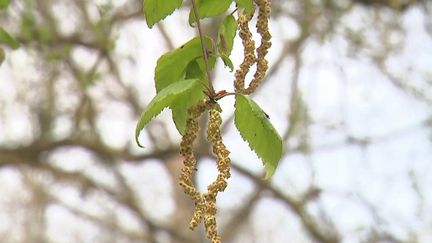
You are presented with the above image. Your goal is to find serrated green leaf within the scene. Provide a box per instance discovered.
[217,15,237,56]
[235,0,253,13]
[170,57,207,135]
[220,53,234,71]
[189,0,233,25]
[0,0,9,9]
[185,59,206,80]
[170,83,206,134]
[156,38,214,135]
[155,37,212,92]
[135,79,205,147]
[0,27,19,49]
[234,94,283,179]
[143,0,182,28]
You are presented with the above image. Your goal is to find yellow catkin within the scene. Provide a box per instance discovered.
[234,7,256,93]
[179,101,234,242]
[179,100,210,230]
[244,0,272,95]
[202,104,231,242]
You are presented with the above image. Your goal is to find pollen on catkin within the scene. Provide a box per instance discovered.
[207,104,231,194]
[234,8,256,93]
[201,104,231,242]
[178,101,232,241]
[244,0,272,95]
[178,100,210,230]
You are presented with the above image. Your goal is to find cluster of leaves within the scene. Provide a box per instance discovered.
[0,0,20,65]
[136,0,282,178]
[135,1,282,239]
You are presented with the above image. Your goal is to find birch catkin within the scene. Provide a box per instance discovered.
[179,1,272,242]
[179,100,209,230]
[235,0,272,95]
[203,104,231,242]
[243,0,272,95]
[234,8,256,92]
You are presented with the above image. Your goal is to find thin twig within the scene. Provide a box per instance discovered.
[190,0,215,96]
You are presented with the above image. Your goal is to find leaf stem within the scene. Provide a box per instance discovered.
[214,91,240,101]
[190,0,215,97]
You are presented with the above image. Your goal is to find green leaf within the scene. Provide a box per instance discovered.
[0,27,19,49]
[189,0,233,25]
[170,83,206,134]
[155,37,212,92]
[170,66,207,134]
[235,0,253,13]
[173,58,214,134]
[185,59,206,81]
[143,0,182,28]
[220,53,234,71]
[0,0,9,9]
[234,95,283,179]
[217,15,237,56]
[135,79,205,147]
[0,47,4,65]
[159,43,215,135]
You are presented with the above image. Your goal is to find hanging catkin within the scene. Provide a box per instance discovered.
[234,7,256,93]
[202,104,231,242]
[179,100,210,230]
[243,0,272,95]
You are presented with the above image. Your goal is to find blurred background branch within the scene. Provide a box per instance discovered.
[0,0,431,242]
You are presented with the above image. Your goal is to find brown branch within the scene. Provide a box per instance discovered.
[37,162,194,243]
[49,197,150,242]
[220,187,263,242]
[0,137,178,166]
[227,161,340,243]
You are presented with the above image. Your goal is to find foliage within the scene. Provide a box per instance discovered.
[137,0,281,178]
[155,37,212,92]
[235,94,282,179]
[0,0,430,242]
[135,79,206,147]
[135,0,282,241]
[234,0,254,12]
[143,0,182,28]
[188,0,233,26]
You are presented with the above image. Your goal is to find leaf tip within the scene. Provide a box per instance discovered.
[263,171,273,180]
[135,130,145,148]
[263,159,278,180]
[137,141,145,148]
